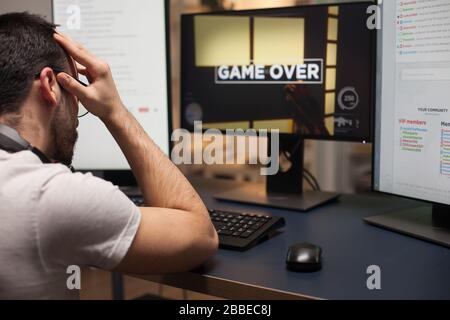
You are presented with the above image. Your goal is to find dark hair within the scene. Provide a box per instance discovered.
[0,12,68,116]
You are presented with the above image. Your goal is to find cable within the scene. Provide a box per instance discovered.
[302,171,317,191]
[304,168,321,191]
[281,138,322,192]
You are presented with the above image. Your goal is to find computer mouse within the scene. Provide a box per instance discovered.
[286,242,322,272]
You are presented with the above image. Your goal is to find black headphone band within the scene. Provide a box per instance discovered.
[29,146,52,164]
[0,124,75,172]
[0,123,52,165]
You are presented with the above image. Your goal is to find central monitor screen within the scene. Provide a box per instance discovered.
[181,2,375,142]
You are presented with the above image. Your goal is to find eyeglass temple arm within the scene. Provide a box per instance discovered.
[34,68,88,87]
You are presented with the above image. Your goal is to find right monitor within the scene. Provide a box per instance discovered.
[374,0,450,206]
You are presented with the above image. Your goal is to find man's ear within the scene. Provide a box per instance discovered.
[38,67,60,109]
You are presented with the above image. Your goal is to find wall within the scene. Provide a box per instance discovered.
[0,0,51,18]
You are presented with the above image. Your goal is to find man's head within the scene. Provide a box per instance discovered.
[0,12,79,166]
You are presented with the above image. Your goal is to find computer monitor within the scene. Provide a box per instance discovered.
[52,0,171,183]
[367,1,450,247]
[180,2,375,211]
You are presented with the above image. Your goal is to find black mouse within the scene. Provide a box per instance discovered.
[286,242,322,272]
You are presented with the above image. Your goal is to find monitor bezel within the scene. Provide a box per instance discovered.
[180,0,377,144]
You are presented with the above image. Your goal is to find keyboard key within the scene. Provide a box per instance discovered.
[232,231,242,237]
[240,230,255,238]
[250,222,263,230]
[218,229,232,236]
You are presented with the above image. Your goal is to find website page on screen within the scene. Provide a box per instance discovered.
[376,0,450,205]
[53,0,170,170]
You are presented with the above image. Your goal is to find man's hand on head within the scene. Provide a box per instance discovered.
[53,32,126,122]
[52,33,218,274]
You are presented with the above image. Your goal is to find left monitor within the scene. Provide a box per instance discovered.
[52,0,171,170]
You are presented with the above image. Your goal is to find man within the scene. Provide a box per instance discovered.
[0,12,218,299]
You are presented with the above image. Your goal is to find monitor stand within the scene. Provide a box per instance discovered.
[364,204,450,248]
[214,136,340,212]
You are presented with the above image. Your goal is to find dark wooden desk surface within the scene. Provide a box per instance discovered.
[134,177,450,300]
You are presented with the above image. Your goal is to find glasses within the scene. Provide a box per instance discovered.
[34,67,90,118]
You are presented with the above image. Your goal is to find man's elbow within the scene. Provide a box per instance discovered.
[206,226,219,257]
[189,215,219,267]
[199,218,219,260]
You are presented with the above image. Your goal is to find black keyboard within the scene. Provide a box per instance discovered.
[128,196,285,251]
[209,209,285,251]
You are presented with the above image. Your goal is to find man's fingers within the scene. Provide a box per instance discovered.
[75,61,85,70]
[57,72,89,100]
[77,67,88,76]
[76,62,88,75]
[53,33,98,72]
[55,31,84,50]
[75,62,95,84]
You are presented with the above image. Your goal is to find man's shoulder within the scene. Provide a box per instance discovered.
[5,157,115,200]
[1,150,127,210]
[0,150,72,181]
[19,162,80,192]
[0,152,70,196]
[40,167,116,196]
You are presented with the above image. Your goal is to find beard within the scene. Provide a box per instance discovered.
[50,93,78,167]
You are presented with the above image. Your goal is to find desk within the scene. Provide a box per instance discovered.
[133,177,450,300]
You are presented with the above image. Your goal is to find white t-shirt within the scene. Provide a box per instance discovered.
[0,150,141,299]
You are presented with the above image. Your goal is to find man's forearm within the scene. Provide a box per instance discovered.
[102,106,207,215]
